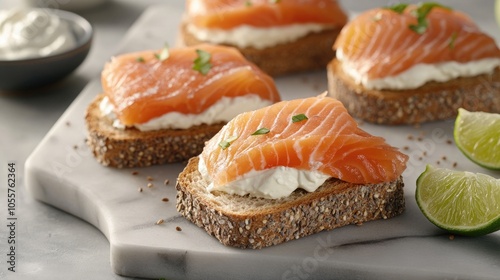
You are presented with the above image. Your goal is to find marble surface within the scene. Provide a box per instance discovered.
[2,1,500,279]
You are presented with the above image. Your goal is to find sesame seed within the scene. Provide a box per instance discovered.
[446,139,453,145]
[131,171,139,175]
[407,135,414,140]
[156,219,164,225]
[147,183,154,188]
[176,226,182,231]
[164,179,170,185]
[453,162,458,168]
[138,187,143,192]
[442,156,447,161]
[162,197,169,202]
[147,176,154,181]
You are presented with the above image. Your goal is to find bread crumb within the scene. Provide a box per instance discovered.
[446,139,453,145]
[146,176,154,181]
[449,234,455,240]
[131,171,139,175]
[164,179,170,185]
[442,156,447,161]
[453,162,458,168]
[162,197,169,202]
[403,146,409,151]
[417,137,423,142]
[436,160,440,165]
[156,219,164,225]
[65,121,71,126]
[407,135,414,140]
[176,226,182,231]
[73,145,78,150]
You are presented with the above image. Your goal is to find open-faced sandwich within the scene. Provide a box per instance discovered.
[86,44,280,168]
[176,94,408,249]
[328,2,500,125]
[181,0,348,76]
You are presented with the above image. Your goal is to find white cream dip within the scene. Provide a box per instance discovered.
[0,9,77,60]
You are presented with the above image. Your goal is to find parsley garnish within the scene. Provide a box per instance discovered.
[385,3,408,14]
[154,44,170,61]
[136,56,145,63]
[251,128,270,136]
[193,49,212,75]
[292,114,308,123]
[448,32,458,49]
[219,135,238,150]
[409,2,450,34]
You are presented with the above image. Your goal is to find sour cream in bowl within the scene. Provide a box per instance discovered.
[0,8,92,91]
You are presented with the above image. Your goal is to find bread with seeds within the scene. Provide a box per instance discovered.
[175,96,408,249]
[85,94,225,168]
[176,157,405,249]
[328,60,500,125]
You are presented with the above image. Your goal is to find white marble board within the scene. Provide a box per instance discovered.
[25,5,500,280]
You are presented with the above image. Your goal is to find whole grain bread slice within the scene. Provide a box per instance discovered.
[85,93,224,168]
[327,59,500,125]
[180,22,342,77]
[176,157,405,249]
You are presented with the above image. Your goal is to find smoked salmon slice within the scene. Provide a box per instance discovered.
[186,0,348,29]
[101,44,280,126]
[200,95,408,187]
[334,3,500,80]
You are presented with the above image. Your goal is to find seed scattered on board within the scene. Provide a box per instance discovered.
[156,219,164,225]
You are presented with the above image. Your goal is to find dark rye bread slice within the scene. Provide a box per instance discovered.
[327,59,500,125]
[180,22,342,77]
[85,93,224,168]
[176,157,405,249]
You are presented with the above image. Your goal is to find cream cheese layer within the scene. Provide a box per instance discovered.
[337,50,500,90]
[100,95,273,131]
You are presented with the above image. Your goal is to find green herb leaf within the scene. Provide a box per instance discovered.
[385,3,408,14]
[251,128,270,136]
[219,135,238,150]
[136,56,145,63]
[193,49,212,75]
[292,114,308,123]
[448,32,458,49]
[409,2,451,34]
[155,44,170,61]
[245,0,252,6]
[269,0,281,3]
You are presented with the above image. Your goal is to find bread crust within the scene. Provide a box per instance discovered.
[180,22,342,77]
[327,59,500,125]
[85,94,224,168]
[176,157,405,249]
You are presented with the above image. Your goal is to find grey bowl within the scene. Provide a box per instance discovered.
[0,9,93,91]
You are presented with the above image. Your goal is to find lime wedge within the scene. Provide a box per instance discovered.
[454,108,500,170]
[416,165,500,236]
